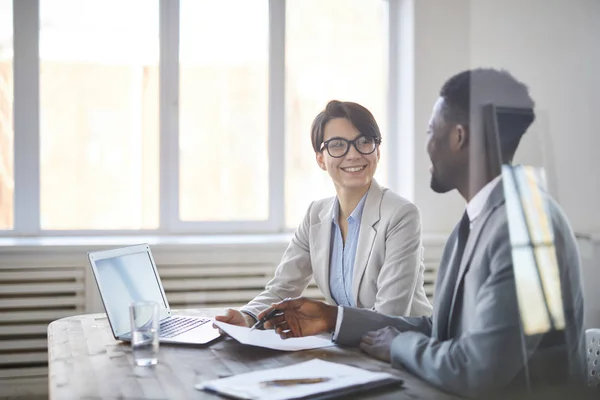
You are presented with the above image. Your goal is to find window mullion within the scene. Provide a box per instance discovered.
[387,0,415,201]
[269,0,286,232]
[13,0,40,235]
[159,0,180,232]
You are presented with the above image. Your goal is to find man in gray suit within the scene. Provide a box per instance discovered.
[261,69,585,397]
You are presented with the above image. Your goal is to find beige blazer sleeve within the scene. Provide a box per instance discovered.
[350,184,432,317]
[241,202,315,318]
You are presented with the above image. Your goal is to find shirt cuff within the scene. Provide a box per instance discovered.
[240,309,258,323]
[331,306,344,342]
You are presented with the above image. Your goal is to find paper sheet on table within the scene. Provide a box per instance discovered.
[196,358,402,400]
[213,321,335,351]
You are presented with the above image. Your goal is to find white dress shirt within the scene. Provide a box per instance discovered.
[465,176,502,228]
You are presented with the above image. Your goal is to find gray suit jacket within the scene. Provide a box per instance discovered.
[242,180,433,318]
[336,183,584,397]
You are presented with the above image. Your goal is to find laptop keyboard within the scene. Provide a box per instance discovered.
[159,316,210,338]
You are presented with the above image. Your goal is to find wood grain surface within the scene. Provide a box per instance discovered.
[48,309,460,399]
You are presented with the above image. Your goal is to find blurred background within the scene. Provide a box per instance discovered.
[0,0,598,398]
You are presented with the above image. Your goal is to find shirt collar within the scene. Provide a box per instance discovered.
[332,191,369,226]
[466,175,502,224]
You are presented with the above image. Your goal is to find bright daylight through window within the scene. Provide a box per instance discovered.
[0,0,13,230]
[179,0,269,222]
[40,0,159,230]
[3,0,390,234]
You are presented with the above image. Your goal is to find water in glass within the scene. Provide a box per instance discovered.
[130,301,160,366]
[131,328,159,366]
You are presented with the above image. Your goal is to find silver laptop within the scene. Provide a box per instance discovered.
[88,244,221,345]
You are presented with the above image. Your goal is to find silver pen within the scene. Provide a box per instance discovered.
[249,308,281,332]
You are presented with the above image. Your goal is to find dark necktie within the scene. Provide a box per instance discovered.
[438,212,471,340]
[447,212,471,337]
[455,211,471,266]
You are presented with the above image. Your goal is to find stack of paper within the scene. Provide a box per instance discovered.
[196,359,402,400]
[213,321,335,351]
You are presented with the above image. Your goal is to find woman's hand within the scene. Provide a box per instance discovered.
[214,309,255,328]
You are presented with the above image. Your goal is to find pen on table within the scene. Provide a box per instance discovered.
[249,308,282,332]
[260,378,331,387]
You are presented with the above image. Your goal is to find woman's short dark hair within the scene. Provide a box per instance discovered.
[310,100,382,153]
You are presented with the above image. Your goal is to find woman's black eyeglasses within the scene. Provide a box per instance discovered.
[319,135,380,158]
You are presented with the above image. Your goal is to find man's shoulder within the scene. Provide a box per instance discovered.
[545,193,576,237]
[482,190,578,260]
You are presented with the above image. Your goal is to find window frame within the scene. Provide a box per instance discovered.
[6,0,404,237]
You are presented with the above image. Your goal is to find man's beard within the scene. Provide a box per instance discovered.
[430,173,452,194]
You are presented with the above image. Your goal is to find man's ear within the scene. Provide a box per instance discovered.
[376,146,381,162]
[455,124,469,150]
[316,152,327,171]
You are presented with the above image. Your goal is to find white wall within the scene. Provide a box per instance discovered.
[469,0,600,236]
[403,0,600,236]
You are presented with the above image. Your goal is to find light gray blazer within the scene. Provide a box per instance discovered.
[336,183,584,398]
[242,180,433,318]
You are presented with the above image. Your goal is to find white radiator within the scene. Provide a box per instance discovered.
[0,259,86,398]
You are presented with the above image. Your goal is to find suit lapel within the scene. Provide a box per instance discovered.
[433,225,462,339]
[446,184,506,335]
[351,181,383,306]
[310,199,335,304]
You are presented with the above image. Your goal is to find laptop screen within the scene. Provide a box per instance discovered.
[94,250,168,336]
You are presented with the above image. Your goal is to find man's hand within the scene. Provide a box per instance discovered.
[214,309,254,328]
[258,297,338,339]
[359,326,401,362]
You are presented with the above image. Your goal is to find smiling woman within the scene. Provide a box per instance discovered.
[215,100,433,328]
[312,101,381,199]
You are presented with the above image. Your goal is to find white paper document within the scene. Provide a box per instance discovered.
[196,358,401,400]
[213,321,335,351]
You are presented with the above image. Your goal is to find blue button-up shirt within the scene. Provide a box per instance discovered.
[329,193,368,307]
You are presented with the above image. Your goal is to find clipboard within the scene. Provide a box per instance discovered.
[196,359,403,400]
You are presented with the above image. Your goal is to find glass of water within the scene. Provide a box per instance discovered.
[129,301,159,366]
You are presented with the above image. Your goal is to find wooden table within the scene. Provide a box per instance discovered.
[48,309,459,399]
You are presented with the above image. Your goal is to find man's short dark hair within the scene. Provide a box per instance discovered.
[310,100,382,153]
[439,68,536,160]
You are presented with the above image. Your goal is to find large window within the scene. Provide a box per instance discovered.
[39,0,159,230]
[4,0,394,235]
[179,0,269,222]
[0,0,13,230]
